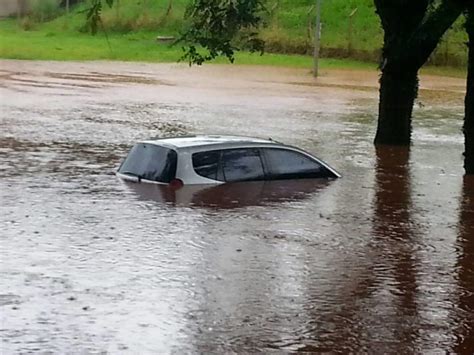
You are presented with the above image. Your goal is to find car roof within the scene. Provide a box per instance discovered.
[142,135,282,150]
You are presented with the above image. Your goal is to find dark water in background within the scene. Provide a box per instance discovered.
[0,60,473,353]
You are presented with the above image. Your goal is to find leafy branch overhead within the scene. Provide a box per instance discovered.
[179,0,266,65]
[84,0,114,35]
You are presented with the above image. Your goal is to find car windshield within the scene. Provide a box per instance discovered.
[118,143,177,183]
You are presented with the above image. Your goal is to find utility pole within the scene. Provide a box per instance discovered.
[313,0,322,78]
[116,0,120,18]
[348,8,358,56]
[17,0,27,19]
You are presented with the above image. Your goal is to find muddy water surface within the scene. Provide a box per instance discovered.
[0,60,473,353]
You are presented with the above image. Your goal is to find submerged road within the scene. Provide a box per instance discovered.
[0,60,472,353]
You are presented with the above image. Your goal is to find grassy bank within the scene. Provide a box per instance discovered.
[0,0,468,75]
[40,0,467,65]
[0,19,375,69]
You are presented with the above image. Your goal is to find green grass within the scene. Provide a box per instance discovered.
[34,0,189,35]
[267,0,382,51]
[0,19,377,70]
[0,0,469,74]
[0,18,467,78]
[0,20,180,61]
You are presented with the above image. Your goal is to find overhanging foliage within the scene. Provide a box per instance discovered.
[178,0,266,65]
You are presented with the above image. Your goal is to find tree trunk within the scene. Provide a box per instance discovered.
[373,0,466,146]
[464,10,474,174]
[374,68,418,145]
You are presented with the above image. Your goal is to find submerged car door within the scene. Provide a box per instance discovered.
[220,148,266,182]
[261,147,335,180]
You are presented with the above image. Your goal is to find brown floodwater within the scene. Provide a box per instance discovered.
[0,60,472,353]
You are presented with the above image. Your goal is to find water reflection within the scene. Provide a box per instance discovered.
[1,61,470,353]
[122,179,332,209]
[372,146,419,351]
[373,147,413,239]
[297,146,421,352]
[454,176,474,354]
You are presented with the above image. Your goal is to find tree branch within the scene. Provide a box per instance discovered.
[178,0,266,65]
[375,0,431,39]
[386,0,467,71]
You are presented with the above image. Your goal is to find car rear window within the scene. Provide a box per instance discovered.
[118,143,177,183]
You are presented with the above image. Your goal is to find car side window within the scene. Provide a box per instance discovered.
[263,148,329,179]
[222,149,265,182]
[192,150,222,181]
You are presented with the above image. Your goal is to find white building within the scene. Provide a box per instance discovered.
[0,0,61,18]
[0,0,24,17]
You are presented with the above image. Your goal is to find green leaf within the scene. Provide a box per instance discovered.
[178,0,267,65]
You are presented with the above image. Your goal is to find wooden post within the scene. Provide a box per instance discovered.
[348,8,358,56]
[165,0,173,17]
[66,0,70,14]
[17,0,27,19]
[17,0,21,22]
[444,32,449,66]
[306,5,314,39]
[116,0,120,19]
[313,0,321,78]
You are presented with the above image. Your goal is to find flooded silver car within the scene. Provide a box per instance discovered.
[0,60,472,353]
[117,135,340,186]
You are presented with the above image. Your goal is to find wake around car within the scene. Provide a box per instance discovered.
[117,135,341,187]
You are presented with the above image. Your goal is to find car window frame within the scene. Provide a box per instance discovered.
[192,147,268,183]
[220,147,267,183]
[192,149,222,181]
[260,147,331,180]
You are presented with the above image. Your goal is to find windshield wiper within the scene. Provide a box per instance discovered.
[121,171,143,183]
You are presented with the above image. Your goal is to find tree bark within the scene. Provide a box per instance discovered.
[403,0,468,70]
[374,0,466,146]
[375,68,418,145]
[464,9,474,174]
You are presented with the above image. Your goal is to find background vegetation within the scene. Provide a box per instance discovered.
[0,0,469,68]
